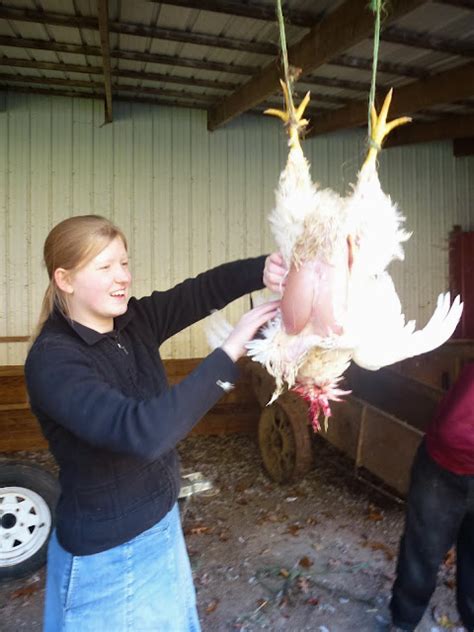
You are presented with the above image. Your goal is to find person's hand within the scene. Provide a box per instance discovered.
[263,252,287,294]
[221,300,280,362]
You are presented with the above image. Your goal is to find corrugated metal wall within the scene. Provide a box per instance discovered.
[1,92,473,365]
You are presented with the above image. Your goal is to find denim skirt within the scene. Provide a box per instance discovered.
[43,504,201,632]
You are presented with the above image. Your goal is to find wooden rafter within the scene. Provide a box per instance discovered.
[434,0,474,9]
[307,62,474,137]
[0,57,237,91]
[207,0,428,131]
[385,113,474,147]
[382,26,474,57]
[0,85,208,111]
[331,53,430,79]
[149,0,320,27]
[0,35,256,76]
[97,0,113,123]
[0,73,218,103]
[0,6,278,57]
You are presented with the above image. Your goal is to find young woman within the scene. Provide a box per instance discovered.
[25,214,285,632]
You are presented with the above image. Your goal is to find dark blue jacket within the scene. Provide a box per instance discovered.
[25,256,266,555]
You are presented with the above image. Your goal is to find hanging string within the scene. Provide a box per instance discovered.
[275,0,295,115]
[368,0,383,139]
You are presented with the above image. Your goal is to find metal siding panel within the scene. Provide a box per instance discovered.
[92,100,114,219]
[6,92,30,364]
[188,109,210,358]
[170,106,192,358]
[0,103,6,364]
[51,96,73,225]
[29,95,52,339]
[111,101,133,236]
[130,102,153,299]
[72,98,93,216]
[151,105,172,291]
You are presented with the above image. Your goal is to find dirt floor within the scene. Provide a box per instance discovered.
[0,434,467,631]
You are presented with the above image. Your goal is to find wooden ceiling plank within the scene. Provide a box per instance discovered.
[0,35,256,75]
[207,0,428,130]
[385,113,474,146]
[308,61,474,136]
[97,0,113,123]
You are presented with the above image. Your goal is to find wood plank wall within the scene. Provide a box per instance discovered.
[0,358,260,453]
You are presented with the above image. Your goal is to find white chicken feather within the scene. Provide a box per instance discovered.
[207,84,463,431]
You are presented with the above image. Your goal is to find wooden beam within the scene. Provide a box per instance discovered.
[0,57,236,91]
[207,0,427,130]
[97,0,113,123]
[0,35,257,76]
[434,0,474,9]
[453,137,474,156]
[308,62,474,137]
[385,113,474,147]
[0,6,278,56]
[0,73,218,103]
[302,74,371,93]
[149,0,320,27]
[0,336,30,343]
[0,85,209,111]
[382,25,474,57]
[331,53,431,79]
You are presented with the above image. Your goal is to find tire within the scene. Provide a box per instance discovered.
[0,461,59,580]
[258,396,313,484]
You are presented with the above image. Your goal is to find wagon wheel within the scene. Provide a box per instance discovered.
[258,399,313,483]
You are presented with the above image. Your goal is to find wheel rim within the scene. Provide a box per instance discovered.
[0,486,52,567]
[259,405,296,482]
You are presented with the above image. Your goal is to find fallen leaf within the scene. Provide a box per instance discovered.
[185,524,214,536]
[367,504,384,522]
[362,540,395,561]
[205,599,219,614]
[307,597,320,606]
[218,529,231,542]
[299,556,314,568]
[296,576,311,593]
[9,584,41,600]
[286,523,303,536]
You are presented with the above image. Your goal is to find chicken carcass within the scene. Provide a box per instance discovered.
[243,83,462,430]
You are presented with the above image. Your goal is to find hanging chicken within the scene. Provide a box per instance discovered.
[242,81,462,430]
[208,77,462,432]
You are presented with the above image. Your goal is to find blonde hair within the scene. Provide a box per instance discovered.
[31,215,128,342]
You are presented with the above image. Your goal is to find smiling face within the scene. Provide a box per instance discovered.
[58,235,132,333]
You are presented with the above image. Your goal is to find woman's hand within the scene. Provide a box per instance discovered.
[263,252,287,294]
[221,300,280,362]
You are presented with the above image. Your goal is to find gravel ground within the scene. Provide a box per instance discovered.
[0,434,466,631]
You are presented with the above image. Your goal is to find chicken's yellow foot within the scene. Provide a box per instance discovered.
[362,88,411,170]
[265,79,310,150]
